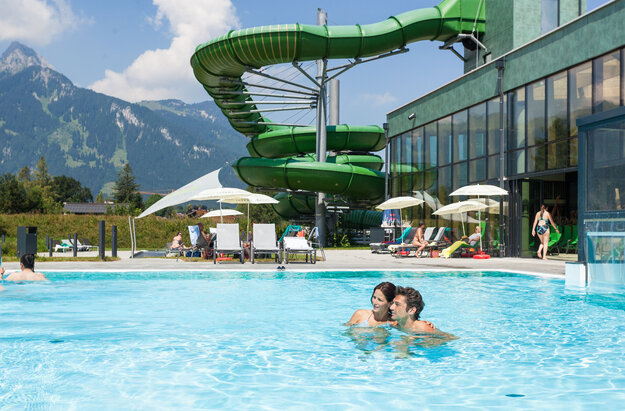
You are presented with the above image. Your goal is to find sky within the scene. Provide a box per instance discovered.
[0,0,613,128]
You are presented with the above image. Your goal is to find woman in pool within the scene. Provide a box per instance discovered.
[346,282,397,327]
[532,203,559,260]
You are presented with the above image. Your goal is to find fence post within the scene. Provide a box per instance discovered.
[111,225,117,258]
[73,233,78,257]
[99,221,105,260]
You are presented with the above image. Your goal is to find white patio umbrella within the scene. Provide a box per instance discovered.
[219,193,279,240]
[450,184,509,251]
[376,196,424,236]
[201,209,244,218]
[190,187,251,223]
[433,200,488,236]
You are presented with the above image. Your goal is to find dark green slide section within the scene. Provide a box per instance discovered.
[191,0,485,218]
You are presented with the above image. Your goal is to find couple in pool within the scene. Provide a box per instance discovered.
[347,282,438,333]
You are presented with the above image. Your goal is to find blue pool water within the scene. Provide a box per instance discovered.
[1,270,625,409]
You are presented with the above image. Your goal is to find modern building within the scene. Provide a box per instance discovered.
[385,0,624,263]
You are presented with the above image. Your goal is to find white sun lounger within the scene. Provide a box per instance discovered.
[213,223,245,263]
[251,224,281,264]
[283,236,316,264]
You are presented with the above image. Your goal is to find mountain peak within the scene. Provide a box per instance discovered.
[0,41,54,75]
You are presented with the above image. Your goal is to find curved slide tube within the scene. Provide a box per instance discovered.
[191,0,485,218]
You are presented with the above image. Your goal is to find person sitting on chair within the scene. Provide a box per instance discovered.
[411,221,428,257]
[196,223,213,258]
[440,226,481,258]
[171,232,190,250]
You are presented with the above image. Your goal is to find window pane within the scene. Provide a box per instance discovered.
[547,71,569,142]
[438,116,452,165]
[511,149,525,175]
[593,51,621,113]
[547,141,568,169]
[527,145,546,173]
[569,62,592,138]
[453,162,468,190]
[424,123,438,168]
[411,127,423,171]
[470,103,486,158]
[488,97,505,155]
[587,121,625,211]
[453,110,468,162]
[438,166,452,206]
[488,155,500,180]
[541,0,558,33]
[570,137,578,166]
[510,88,526,149]
[527,80,546,146]
[469,158,486,182]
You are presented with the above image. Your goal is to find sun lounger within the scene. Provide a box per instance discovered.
[389,227,435,256]
[54,240,73,252]
[283,237,316,264]
[370,227,412,253]
[213,223,245,263]
[250,224,281,263]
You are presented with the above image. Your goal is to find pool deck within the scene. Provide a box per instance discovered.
[11,250,569,276]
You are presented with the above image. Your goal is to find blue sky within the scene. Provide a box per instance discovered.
[0,0,612,127]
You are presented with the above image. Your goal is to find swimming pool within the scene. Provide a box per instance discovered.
[1,270,624,409]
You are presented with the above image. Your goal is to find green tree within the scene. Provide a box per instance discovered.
[49,175,93,203]
[95,192,105,203]
[0,173,42,213]
[113,163,143,211]
[33,156,51,187]
[17,166,31,183]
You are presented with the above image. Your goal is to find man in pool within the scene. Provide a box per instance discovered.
[389,286,438,333]
[0,254,48,282]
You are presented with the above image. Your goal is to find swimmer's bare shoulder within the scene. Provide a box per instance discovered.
[345,309,370,325]
[5,271,48,282]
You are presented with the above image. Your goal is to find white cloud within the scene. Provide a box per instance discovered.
[360,92,397,107]
[89,0,240,103]
[0,0,82,45]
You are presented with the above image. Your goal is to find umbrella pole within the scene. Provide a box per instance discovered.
[247,202,250,242]
[220,201,223,224]
[462,213,466,236]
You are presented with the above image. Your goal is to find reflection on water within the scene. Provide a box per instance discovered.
[344,326,458,359]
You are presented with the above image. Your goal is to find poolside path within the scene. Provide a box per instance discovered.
[21,250,567,276]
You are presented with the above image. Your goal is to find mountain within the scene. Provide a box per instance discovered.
[0,42,247,196]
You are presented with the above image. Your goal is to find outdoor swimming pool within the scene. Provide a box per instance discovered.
[1,270,624,409]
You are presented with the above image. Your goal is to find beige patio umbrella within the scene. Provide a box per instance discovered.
[219,193,279,240]
[450,184,509,251]
[433,200,488,246]
[376,197,424,236]
[201,209,244,218]
[189,187,251,223]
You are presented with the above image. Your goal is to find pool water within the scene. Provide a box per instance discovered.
[1,270,625,409]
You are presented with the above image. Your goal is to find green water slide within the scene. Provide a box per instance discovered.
[191,0,485,216]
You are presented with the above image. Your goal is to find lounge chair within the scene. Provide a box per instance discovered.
[386,228,420,254]
[420,227,450,257]
[250,223,281,264]
[79,238,99,251]
[54,240,73,253]
[370,227,412,253]
[283,237,316,264]
[390,227,435,257]
[213,223,245,263]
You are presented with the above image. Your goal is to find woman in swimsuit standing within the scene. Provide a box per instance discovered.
[532,204,560,260]
[346,282,397,327]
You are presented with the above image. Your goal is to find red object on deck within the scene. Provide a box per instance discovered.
[473,253,490,259]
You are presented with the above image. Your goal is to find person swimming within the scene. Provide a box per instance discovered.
[0,254,48,282]
[389,286,437,333]
[346,282,397,327]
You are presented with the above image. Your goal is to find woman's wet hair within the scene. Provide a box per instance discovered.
[372,282,396,303]
[20,253,35,270]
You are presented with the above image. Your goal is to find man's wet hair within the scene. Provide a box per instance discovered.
[418,221,425,227]
[20,254,35,270]
[396,286,425,320]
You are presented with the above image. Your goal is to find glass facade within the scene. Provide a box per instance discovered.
[388,48,625,247]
